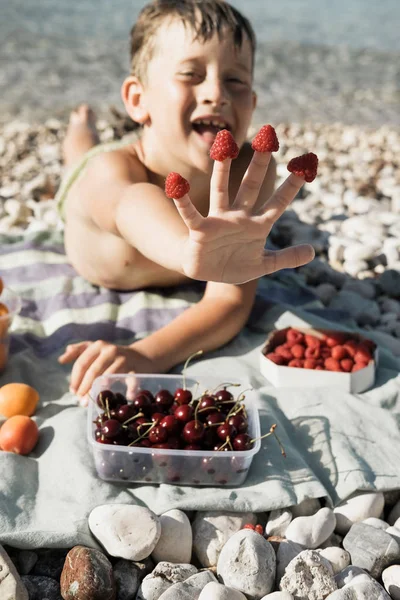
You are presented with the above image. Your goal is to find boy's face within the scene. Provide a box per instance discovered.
[140,18,256,174]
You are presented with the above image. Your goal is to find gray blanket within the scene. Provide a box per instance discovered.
[0,231,399,550]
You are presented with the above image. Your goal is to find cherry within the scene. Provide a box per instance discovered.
[152,443,172,449]
[182,420,205,443]
[185,444,202,450]
[198,395,217,416]
[97,389,117,410]
[232,433,253,451]
[215,388,235,410]
[116,404,136,422]
[101,419,123,439]
[160,415,180,436]
[94,413,108,427]
[151,412,166,424]
[114,392,127,406]
[174,388,192,405]
[174,404,194,423]
[139,389,154,402]
[216,423,237,441]
[203,428,219,449]
[227,414,248,434]
[133,393,152,415]
[154,389,174,409]
[149,426,169,444]
[166,435,181,449]
[205,412,225,427]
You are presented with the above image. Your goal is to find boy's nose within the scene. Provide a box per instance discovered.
[198,78,228,107]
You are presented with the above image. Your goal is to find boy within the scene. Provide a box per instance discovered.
[58,0,315,399]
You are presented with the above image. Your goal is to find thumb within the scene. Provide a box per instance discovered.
[58,341,91,364]
[262,244,315,275]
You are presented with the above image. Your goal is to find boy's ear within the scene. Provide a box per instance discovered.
[121,76,150,124]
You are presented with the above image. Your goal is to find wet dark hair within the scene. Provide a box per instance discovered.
[129,0,256,81]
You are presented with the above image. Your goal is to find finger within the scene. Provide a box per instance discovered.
[173,193,204,230]
[262,244,315,275]
[76,351,118,397]
[69,342,104,393]
[58,341,91,364]
[261,173,304,223]
[232,151,271,211]
[209,158,232,212]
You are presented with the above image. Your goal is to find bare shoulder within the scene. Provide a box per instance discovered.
[229,141,277,203]
[83,143,148,186]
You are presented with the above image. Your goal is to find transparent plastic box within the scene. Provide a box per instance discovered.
[87,374,261,486]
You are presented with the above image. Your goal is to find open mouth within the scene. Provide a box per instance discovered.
[191,118,231,140]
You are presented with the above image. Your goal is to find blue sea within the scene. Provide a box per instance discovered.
[1,0,399,126]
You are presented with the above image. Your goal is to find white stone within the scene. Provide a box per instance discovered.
[266,509,293,537]
[342,259,369,277]
[386,526,400,543]
[198,582,247,600]
[137,562,198,600]
[327,579,391,599]
[217,529,276,599]
[88,504,161,560]
[334,566,371,589]
[362,517,388,530]
[280,550,337,599]
[158,571,217,600]
[382,564,400,600]
[388,500,400,525]
[152,509,192,564]
[285,508,336,549]
[317,547,351,574]
[192,511,256,568]
[334,492,385,535]
[0,545,29,600]
[343,243,377,262]
[290,497,322,518]
[260,593,294,600]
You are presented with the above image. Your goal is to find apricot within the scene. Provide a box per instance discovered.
[0,383,40,418]
[0,415,39,454]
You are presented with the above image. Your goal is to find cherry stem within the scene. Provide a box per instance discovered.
[128,421,157,447]
[105,398,111,420]
[121,412,144,427]
[211,382,241,394]
[251,424,286,458]
[182,350,203,389]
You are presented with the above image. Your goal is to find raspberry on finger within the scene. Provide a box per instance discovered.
[287,152,319,183]
[165,172,190,199]
[251,124,279,153]
[210,130,239,161]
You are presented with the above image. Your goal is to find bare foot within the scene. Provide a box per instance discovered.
[62,104,100,167]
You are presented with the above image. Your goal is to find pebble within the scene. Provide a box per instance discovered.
[60,545,115,600]
[317,547,351,574]
[0,544,28,600]
[382,565,400,600]
[88,504,161,561]
[290,497,322,518]
[333,492,385,535]
[198,581,247,599]
[279,549,337,599]
[152,509,192,564]
[192,511,256,568]
[113,558,153,600]
[285,508,336,549]
[326,579,391,599]
[217,529,276,599]
[157,570,217,600]
[137,562,198,600]
[266,509,293,537]
[342,522,400,579]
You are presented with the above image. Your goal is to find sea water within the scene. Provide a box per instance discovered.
[1,0,399,125]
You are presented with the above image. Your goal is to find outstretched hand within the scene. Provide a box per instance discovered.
[170,138,317,285]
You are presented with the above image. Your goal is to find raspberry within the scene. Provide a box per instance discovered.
[304,358,318,369]
[325,332,347,347]
[209,129,239,161]
[243,523,255,530]
[340,358,354,372]
[287,152,319,183]
[288,358,304,368]
[354,345,373,364]
[165,172,190,199]
[320,347,332,359]
[304,334,321,349]
[343,340,358,358]
[265,352,285,365]
[352,362,368,372]
[315,365,324,370]
[324,357,342,372]
[254,524,264,535]
[331,345,348,361]
[286,328,304,345]
[291,344,305,358]
[251,124,279,153]
[305,346,321,359]
[275,345,293,361]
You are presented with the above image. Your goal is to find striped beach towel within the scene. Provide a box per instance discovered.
[1,230,400,550]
